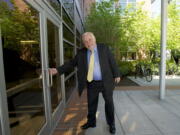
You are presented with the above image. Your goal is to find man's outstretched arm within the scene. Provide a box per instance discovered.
[49,54,78,75]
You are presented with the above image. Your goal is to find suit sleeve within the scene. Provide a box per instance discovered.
[56,53,78,75]
[106,46,121,78]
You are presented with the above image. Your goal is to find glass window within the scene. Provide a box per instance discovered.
[63,41,75,76]
[128,0,136,2]
[121,0,127,3]
[76,38,80,47]
[0,0,45,134]
[65,74,76,101]
[76,29,80,39]
[74,8,83,33]
[62,8,74,30]
[47,19,62,113]
[47,0,61,17]
[120,3,127,10]
[63,24,74,43]
[62,0,74,19]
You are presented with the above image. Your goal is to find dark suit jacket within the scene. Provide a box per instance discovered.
[57,44,121,96]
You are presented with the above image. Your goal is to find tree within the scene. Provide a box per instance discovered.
[85,0,121,47]
[119,2,153,60]
[167,1,180,50]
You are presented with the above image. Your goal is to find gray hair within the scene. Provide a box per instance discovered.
[82,32,96,43]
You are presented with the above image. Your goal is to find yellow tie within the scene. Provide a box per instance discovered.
[87,50,94,82]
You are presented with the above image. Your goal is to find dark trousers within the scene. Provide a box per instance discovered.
[87,81,115,126]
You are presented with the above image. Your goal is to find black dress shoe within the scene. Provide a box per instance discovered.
[109,125,116,134]
[81,123,96,129]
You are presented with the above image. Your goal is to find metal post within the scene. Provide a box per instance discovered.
[159,0,168,100]
[0,24,11,135]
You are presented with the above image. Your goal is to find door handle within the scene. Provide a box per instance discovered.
[48,68,53,87]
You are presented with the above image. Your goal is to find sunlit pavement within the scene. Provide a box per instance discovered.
[52,88,180,135]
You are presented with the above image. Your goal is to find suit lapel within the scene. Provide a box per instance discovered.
[82,48,88,73]
[97,44,104,75]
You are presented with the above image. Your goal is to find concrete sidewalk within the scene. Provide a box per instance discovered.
[53,89,180,135]
[128,75,180,87]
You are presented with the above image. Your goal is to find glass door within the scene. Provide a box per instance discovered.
[0,0,47,135]
[46,19,62,114]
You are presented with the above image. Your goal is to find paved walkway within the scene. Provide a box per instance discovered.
[53,90,87,135]
[52,89,180,135]
[128,75,180,86]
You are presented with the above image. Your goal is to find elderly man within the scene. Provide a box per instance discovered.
[49,32,121,134]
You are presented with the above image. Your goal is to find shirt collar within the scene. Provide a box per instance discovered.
[88,45,97,52]
[94,45,97,52]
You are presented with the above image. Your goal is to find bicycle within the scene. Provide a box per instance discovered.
[135,63,153,82]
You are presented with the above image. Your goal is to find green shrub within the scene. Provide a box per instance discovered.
[117,61,137,77]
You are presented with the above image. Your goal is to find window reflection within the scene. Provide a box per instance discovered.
[47,0,61,16]
[62,8,74,30]
[47,19,62,113]
[129,0,136,2]
[0,0,45,135]
[74,8,83,33]
[65,74,76,101]
[64,41,75,76]
[76,38,80,47]
[62,0,74,19]
[63,24,74,43]
[120,3,127,10]
[76,29,80,39]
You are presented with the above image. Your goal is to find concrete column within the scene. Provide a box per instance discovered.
[159,0,168,100]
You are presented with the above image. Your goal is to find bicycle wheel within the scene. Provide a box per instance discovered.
[135,65,138,79]
[135,65,141,79]
[145,69,152,82]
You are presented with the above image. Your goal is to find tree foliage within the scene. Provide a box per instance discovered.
[167,1,180,50]
[85,0,121,47]
[85,0,180,61]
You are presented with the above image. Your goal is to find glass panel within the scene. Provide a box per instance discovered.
[76,29,80,39]
[74,8,82,33]
[65,74,76,101]
[47,19,62,113]
[120,3,127,10]
[64,41,75,76]
[62,8,74,30]
[76,38,80,47]
[62,0,74,19]
[120,0,127,3]
[0,0,45,135]
[128,0,136,2]
[47,0,61,17]
[63,24,74,43]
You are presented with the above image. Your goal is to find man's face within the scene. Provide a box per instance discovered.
[83,36,96,50]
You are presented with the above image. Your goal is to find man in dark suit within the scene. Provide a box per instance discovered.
[49,32,121,134]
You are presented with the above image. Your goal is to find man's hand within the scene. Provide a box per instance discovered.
[49,68,58,75]
[115,77,121,84]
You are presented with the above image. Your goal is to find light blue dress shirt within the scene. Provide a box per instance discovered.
[87,46,102,81]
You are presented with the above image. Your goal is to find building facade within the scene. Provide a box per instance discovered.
[83,0,96,18]
[116,0,152,15]
[0,0,91,135]
[151,0,179,17]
